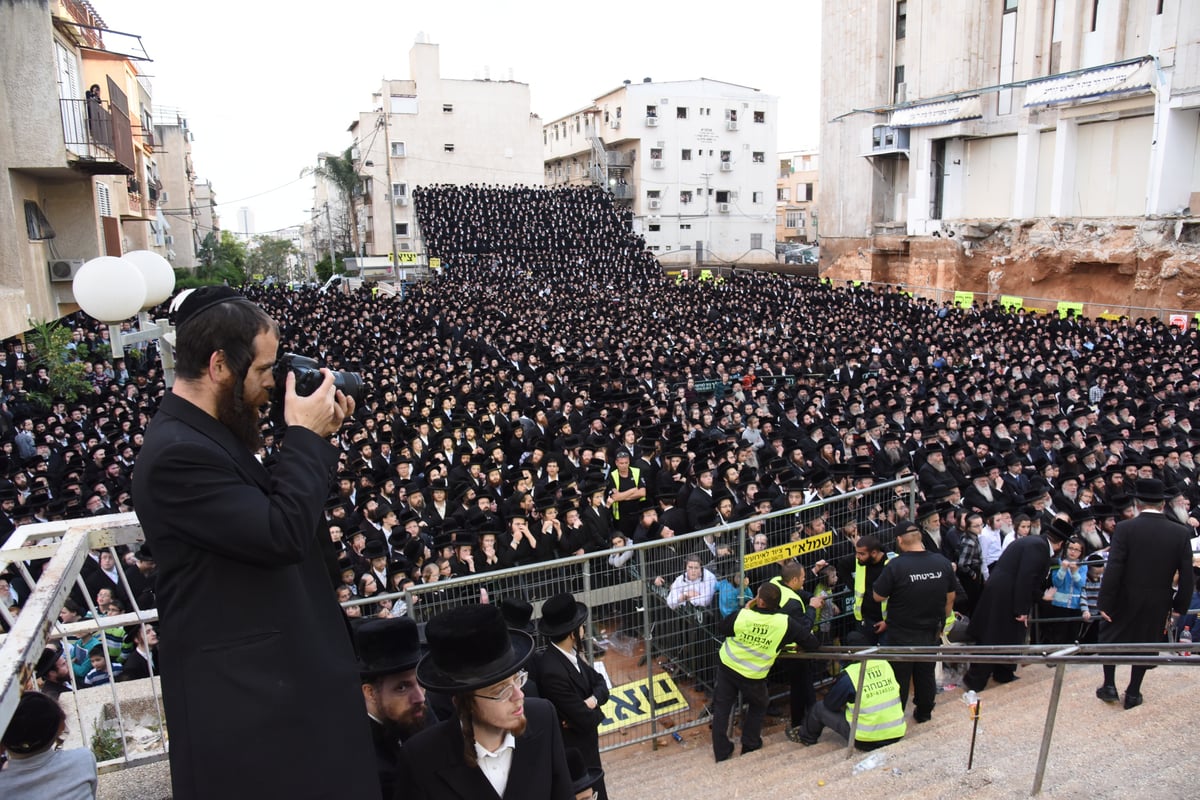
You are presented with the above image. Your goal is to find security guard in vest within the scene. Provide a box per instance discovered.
[607,450,645,537]
[711,582,819,762]
[769,562,825,741]
[794,658,907,749]
[850,534,892,644]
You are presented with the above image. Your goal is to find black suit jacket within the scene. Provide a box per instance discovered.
[133,392,378,800]
[1099,511,1195,643]
[537,645,609,775]
[968,534,1052,646]
[395,696,572,800]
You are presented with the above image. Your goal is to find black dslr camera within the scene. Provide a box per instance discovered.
[272,353,365,404]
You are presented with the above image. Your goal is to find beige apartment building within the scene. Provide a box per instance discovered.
[155,111,201,269]
[544,78,779,266]
[776,149,819,245]
[821,0,1200,309]
[344,40,543,265]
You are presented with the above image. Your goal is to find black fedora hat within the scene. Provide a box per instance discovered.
[416,604,534,693]
[499,595,536,634]
[566,747,605,795]
[1130,478,1167,502]
[1045,516,1074,543]
[538,592,589,641]
[355,617,423,679]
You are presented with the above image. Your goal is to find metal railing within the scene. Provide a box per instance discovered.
[59,98,136,174]
[781,641,1200,795]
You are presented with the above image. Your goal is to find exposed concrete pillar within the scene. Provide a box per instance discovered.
[1145,69,1199,215]
[1049,117,1078,217]
[1012,128,1040,218]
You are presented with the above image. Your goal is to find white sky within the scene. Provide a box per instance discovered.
[97,0,823,234]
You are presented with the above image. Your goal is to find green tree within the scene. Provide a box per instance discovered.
[196,230,249,285]
[305,148,361,257]
[246,236,298,284]
[24,319,93,410]
[314,252,349,283]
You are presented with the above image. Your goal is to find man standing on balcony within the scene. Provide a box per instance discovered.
[132,287,377,800]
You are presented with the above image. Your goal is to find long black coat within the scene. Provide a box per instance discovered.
[968,535,1053,646]
[1099,511,1195,643]
[537,646,610,796]
[132,392,378,800]
[394,696,572,800]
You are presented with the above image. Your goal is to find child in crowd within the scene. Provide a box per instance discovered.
[83,644,121,687]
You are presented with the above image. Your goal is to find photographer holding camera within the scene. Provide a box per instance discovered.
[132,287,378,800]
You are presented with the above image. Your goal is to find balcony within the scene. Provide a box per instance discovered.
[609,184,634,200]
[60,99,135,176]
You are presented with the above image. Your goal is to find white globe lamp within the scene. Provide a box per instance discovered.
[72,256,146,322]
[122,249,176,308]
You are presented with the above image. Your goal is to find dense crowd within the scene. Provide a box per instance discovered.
[6,185,1200,763]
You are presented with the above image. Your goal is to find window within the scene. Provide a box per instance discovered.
[680,190,693,204]
[719,150,731,162]
[646,105,657,117]
[778,188,790,202]
[715,190,730,203]
[24,201,54,240]
[615,106,622,118]
[680,224,691,230]
[786,210,804,228]
[1006,0,1019,9]
[752,191,763,204]
[896,1,907,39]
[752,151,764,163]
[681,149,692,161]
[650,148,663,159]
[395,222,409,236]
[96,183,111,217]
[442,103,454,113]
[391,141,406,157]
[726,109,738,121]
[648,224,661,232]
[676,106,688,119]
[444,144,455,153]
[751,233,763,250]
[804,183,814,202]
[392,182,408,198]
[754,111,765,123]
[646,190,661,199]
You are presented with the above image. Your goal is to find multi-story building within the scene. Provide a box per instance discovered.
[195,179,219,249]
[544,78,779,266]
[776,149,819,245]
[821,1,1200,307]
[0,0,154,338]
[346,39,543,263]
[155,110,201,268]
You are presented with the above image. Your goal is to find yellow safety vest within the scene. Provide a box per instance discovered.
[845,659,907,742]
[853,553,895,621]
[769,575,807,615]
[719,607,790,680]
[608,466,641,520]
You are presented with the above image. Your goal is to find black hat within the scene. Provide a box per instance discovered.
[1130,478,1167,502]
[169,286,253,329]
[416,604,534,693]
[1045,517,1074,543]
[538,592,589,641]
[355,617,423,679]
[1,691,64,755]
[362,540,388,561]
[566,747,605,795]
[33,645,60,678]
[498,596,536,634]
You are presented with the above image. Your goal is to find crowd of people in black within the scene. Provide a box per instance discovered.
[6,184,1200,793]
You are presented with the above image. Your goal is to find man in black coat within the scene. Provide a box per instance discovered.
[1096,478,1196,709]
[396,604,572,799]
[963,517,1069,691]
[536,593,610,800]
[132,287,377,800]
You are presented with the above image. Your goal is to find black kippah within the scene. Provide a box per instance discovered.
[169,286,250,328]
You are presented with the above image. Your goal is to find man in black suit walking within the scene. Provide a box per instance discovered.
[1096,478,1195,709]
[537,593,610,800]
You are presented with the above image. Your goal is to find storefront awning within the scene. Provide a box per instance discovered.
[890,96,983,128]
[1024,60,1152,107]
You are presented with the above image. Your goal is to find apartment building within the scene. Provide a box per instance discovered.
[0,0,161,338]
[544,78,779,266]
[345,39,543,264]
[821,0,1200,305]
[195,179,219,247]
[777,149,819,244]
[155,111,201,268]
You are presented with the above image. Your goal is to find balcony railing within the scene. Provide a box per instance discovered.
[60,98,135,176]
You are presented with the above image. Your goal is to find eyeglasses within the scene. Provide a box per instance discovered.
[474,670,529,702]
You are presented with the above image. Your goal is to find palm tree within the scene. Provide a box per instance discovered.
[305,147,361,258]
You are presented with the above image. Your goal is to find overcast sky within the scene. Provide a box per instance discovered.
[97,0,822,234]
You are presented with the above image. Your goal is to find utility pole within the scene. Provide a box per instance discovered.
[324,202,335,269]
[382,110,398,277]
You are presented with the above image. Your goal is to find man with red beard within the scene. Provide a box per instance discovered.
[133,287,374,800]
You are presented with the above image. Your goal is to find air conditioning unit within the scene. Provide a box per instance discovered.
[648,199,662,210]
[645,116,659,127]
[48,259,84,283]
[871,124,910,153]
[159,190,169,203]
[727,120,739,131]
[394,195,409,206]
[651,159,664,169]
[717,202,730,213]
[611,119,621,129]
[720,162,733,172]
